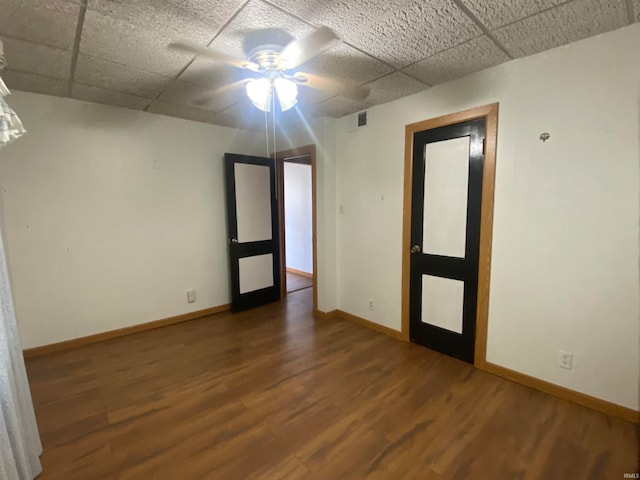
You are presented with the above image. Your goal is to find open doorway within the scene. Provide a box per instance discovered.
[283,158,312,293]
[276,145,317,310]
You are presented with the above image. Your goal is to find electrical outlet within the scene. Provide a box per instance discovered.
[368,299,374,311]
[187,289,196,304]
[558,351,573,370]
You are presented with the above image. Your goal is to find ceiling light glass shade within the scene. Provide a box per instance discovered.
[274,78,298,111]
[246,78,272,112]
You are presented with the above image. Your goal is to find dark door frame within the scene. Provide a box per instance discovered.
[275,144,318,313]
[401,103,498,368]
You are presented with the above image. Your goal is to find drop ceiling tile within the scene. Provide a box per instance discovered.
[403,36,509,85]
[159,80,240,112]
[363,72,428,105]
[296,84,334,106]
[88,0,243,31]
[147,100,216,122]
[353,0,481,68]
[80,9,192,76]
[1,37,72,79]
[302,41,393,85]
[178,58,247,89]
[148,100,247,129]
[265,0,408,47]
[208,0,316,59]
[81,0,243,77]
[0,0,79,50]
[0,70,67,96]
[71,83,152,110]
[493,0,628,57]
[313,96,370,118]
[75,54,172,99]
[459,0,566,30]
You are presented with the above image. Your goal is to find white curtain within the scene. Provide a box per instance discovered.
[0,224,42,479]
[0,38,26,148]
[0,38,42,480]
[0,77,26,147]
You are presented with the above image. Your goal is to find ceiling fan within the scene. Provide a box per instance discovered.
[169,27,369,112]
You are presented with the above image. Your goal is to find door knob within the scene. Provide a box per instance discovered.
[411,244,421,253]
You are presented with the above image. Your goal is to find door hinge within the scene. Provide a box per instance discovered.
[482,138,486,155]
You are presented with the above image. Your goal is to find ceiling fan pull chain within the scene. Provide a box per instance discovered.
[272,87,277,162]
[272,90,278,200]
[264,107,270,158]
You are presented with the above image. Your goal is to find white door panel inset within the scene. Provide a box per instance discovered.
[421,275,464,334]
[239,254,274,294]
[235,163,272,243]
[423,137,469,258]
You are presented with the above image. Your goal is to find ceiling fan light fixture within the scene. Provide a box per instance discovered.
[246,78,272,112]
[274,77,298,111]
[280,46,301,70]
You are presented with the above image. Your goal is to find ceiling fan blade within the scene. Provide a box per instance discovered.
[280,27,338,70]
[294,72,369,101]
[169,39,260,72]
[194,79,253,107]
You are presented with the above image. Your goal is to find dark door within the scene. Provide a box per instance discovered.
[224,153,281,311]
[409,118,485,363]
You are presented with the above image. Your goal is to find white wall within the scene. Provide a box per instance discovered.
[284,162,313,273]
[0,92,266,349]
[277,115,338,312]
[334,24,640,410]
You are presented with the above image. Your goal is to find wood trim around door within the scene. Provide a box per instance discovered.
[276,145,318,314]
[401,103,640,423]
[401,103,498,369]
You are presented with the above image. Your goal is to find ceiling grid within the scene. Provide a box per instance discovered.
[66,0,87,96]
[0,0,633,129]
[143,0,253,114]
[450,0,513,58]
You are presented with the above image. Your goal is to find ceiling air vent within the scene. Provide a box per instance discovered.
[357,111,367,127]
[347,110,369,133]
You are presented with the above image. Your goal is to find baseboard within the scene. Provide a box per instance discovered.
[482,362,639,424]
[313,309,338,320]
[335,310,405,341]
[286,267,313,279]
[323,310,638,423]
[34,303,636,423]
[23,304,231,358]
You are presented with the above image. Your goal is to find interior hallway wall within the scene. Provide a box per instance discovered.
[278,115,337,313]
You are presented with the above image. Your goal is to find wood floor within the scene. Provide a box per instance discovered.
[26,288,638,479]
[286,271,313,293]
